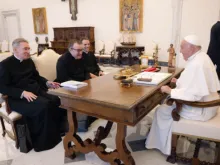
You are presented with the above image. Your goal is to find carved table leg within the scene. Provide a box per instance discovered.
[116,123,135,165]
[63,109,129,164]
[94,121,113,145]
[63,110,78,158]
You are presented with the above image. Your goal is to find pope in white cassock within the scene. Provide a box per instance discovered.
[145,35,220,155]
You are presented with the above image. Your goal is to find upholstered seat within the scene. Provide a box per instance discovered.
[0,104,22,122]
[0,97,22,148]
[162,96,220,165]
[172,108,220,141]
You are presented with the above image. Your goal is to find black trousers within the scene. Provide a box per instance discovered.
[8,90,65,152]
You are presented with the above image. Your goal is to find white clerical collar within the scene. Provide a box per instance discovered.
[187,50,201,61]
[83,50,89,54]
[14,54,23,62]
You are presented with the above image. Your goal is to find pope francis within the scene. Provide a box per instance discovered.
[145,35,220,155]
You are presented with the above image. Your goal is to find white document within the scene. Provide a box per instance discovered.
[61,80,88,89]
[133,72,172,85]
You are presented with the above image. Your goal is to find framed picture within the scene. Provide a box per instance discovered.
[120,0,143,32]
[32,7,48,34]
[140,55,148,69]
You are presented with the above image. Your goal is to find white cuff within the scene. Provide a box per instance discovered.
[20,91,24,99]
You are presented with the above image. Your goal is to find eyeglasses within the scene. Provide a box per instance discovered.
[22,47,31,51]
[70,48,83,53]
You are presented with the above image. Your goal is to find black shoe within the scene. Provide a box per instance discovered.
[87,116,97,126]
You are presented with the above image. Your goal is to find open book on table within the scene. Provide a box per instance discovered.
[60,80,88,89]
[133,72,172,85]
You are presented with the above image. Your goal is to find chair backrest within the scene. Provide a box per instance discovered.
[1,40,9,52]
[104,41,115,55]
[32,49,61,81]
[95,40,104,53]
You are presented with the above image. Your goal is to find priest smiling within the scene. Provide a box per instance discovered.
[0,38,65,152]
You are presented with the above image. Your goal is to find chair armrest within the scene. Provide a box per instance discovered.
[2,95,12,114]
[173,99,220,108]
[166,82,220,121]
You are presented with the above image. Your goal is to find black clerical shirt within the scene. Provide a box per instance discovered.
[0,55,48,99]
[56,51,90,82]
[207,21,220,66]
[82,51,101,76]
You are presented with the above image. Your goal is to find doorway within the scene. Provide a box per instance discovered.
[1,9,21,52]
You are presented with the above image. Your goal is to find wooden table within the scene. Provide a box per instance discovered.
[49,67,183,165]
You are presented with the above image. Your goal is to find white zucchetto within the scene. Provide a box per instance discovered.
[184,35,201,46]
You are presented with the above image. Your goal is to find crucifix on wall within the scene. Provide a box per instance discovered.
[61,0,78,20]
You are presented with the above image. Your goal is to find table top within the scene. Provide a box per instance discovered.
[49,67,183,111]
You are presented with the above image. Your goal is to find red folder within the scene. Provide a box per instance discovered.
[144,67,157,72]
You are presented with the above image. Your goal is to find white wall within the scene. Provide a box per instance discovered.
[177,0,220,67]
[0,0,172,61]
[0,0,219,65]
[0,9,2,41]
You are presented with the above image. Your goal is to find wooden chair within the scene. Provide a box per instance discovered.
[99,41,115,65]
[0,95,22,149]
[94,40,105,64]
[166,88,220,165]
[0,53,22,149]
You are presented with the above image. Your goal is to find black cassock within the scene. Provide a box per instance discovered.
[0,55,63,152]
[207,21,220,79]
[56,51,91,82]
[56,51,97,132]
[82,52,101,76]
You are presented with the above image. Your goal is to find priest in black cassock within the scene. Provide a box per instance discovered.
[82,38,104,76]
[207,21,220,79]
[56,40,97,83]
[0,38,64,152]
[56,40,97,132]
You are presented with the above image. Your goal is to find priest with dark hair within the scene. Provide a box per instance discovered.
[81,38,104,76]
[56,39,97,132]
[56,39,97,83]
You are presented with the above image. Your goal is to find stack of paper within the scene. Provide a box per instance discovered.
[61,80,88,89]
[133,72,172,85]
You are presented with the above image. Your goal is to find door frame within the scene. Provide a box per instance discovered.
[1,9,22,41]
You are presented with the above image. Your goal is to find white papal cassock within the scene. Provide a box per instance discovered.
[145,50,220,155]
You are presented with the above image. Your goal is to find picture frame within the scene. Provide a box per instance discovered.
[140,55,148,69]
[119,0,143,32]
[32,7,48,34]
